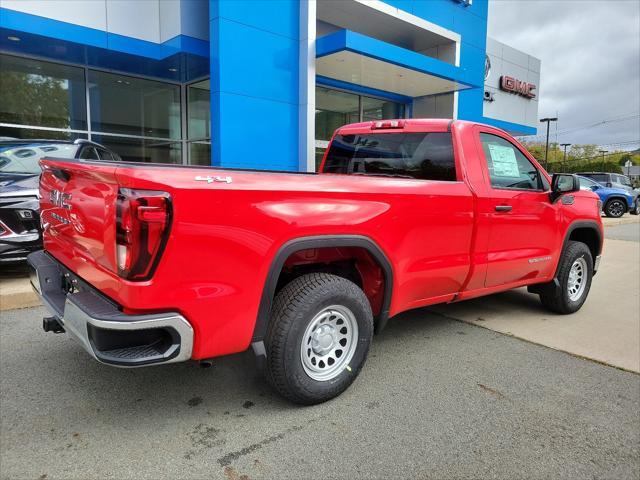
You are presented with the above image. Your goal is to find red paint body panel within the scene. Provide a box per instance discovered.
[38,120,603,361]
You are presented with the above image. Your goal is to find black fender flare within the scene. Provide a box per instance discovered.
[251,235,394,362]
[528,219,603,296]
[561,220,603,260]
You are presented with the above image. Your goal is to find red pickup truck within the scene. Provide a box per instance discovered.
[29,119,603,404]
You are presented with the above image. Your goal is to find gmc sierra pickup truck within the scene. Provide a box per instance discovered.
[28,119,603,404]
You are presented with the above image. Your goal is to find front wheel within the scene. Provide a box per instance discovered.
[604,198,626,218]
[265,273,374,405]
[631,199,640,215]
[539,241,593,314]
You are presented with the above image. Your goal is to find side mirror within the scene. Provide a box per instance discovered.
[550,174,580,202]
[590,184,600,191]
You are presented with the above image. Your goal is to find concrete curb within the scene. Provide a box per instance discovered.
[602,216,639,227]
[0,278,42,311]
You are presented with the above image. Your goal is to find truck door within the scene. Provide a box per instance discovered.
[474,128,560,287]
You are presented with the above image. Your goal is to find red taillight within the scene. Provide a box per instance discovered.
[371,120,405,130]
[116,188,171,281]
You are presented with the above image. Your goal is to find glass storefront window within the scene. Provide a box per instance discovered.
[0,54,87,130]
[0,125,87,141]
[188,142,212,166]
[187,79,211,165]
[362,96,405,122]
[92,135,182,164]
[88,70,181,139]
[315,87,360,141]
[314,86,407,171]
[0,54,209,165]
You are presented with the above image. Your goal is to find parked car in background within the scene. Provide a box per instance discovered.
[0,139,121,263]
[577,172,639,215]
[577,175,637,217]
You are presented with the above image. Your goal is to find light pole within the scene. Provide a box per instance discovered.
[560,143,571,172]
[599,150,608,171]
[540,117,558,171]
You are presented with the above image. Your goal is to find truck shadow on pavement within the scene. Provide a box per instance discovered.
[25,305,461,417]
[21,289,551,422]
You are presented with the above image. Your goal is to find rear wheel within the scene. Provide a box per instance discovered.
[604,198,626,218]
[631,199,639,215]
[539,241,593,314]
[265,273,374,405]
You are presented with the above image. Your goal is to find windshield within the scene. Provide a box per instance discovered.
[0,143,78,175]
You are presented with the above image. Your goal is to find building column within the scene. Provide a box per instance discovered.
[298,0,316,172]
[209,0,310,171]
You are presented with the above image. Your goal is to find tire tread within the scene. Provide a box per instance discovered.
[265,273,372,404]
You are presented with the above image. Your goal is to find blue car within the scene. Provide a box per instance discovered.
[577,175,637,218]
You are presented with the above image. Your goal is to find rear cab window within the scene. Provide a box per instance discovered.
[322,132,457,181]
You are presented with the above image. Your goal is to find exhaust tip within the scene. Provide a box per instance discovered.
[43,316,65,334]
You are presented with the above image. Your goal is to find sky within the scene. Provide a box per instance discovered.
[487,0,640,151]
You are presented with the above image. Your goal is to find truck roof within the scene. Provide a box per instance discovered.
[334,118,500,135]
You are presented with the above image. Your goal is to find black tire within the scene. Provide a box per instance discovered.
[604,198,626,218]
[539,241,593,314]
[631,199,639,215]
[264,273,374,405]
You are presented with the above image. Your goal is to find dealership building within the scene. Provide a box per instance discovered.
[0,0,540,171]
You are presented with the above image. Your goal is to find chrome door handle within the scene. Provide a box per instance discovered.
[495,205,513,212]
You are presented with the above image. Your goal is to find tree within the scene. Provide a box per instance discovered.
[0,71,72,130]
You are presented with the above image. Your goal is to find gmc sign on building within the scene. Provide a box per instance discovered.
[500,75,536,99]
[483,38,541,131]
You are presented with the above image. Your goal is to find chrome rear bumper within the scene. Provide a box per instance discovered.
[27,250,193,367]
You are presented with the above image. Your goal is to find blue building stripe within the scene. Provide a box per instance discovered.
[0,7,209,59]
[316,76,413,104]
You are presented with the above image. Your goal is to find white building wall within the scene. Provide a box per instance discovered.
[106,0,161,43]
[1,0,107,30]
[1,0,208,43]
[483,37,540,129]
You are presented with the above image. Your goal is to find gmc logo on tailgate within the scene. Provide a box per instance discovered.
[50,190,72,210]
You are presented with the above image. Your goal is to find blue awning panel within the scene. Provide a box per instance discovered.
[316,30,479,98]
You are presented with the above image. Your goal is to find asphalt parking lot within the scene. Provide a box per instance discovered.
[1,217,639,479]
[1,304,639,480]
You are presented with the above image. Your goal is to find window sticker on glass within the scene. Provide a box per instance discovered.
[487,143,520,177]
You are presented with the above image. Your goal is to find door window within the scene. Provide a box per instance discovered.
[615,174,632,187]
[480,133,543,190]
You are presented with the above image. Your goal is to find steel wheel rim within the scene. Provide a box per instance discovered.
[567,257,588,301]
[609,201,624,217]
[300,305,358,381]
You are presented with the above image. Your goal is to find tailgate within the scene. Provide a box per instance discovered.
[39,159,119,274]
